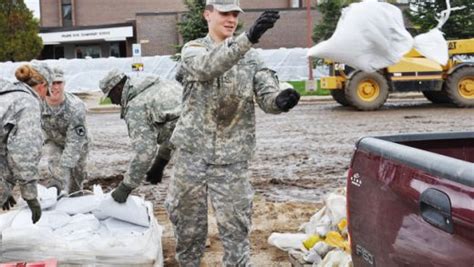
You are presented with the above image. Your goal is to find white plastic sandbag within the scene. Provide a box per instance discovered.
[307,0,413,72]
[93,194,151,227]
[267,233,308,251]
[414,28,449,65]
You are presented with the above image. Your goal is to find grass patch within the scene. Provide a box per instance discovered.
[99,97,112,105]
[286,80,330,96]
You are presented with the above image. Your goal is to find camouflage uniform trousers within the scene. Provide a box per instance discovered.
[46,141,89,193]
[0,155,14,205]
[165,149,254,267]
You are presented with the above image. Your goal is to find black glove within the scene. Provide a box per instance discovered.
[246,10,280,44]
[276,88,300,112]
[146,157,170,185]
[26,199,42,224]
[111,182,133,203]
[2,195,16,210]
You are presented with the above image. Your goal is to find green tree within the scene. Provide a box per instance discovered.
[405,0,473,39]
[176,0,208,55]
[0,0,43,62]
[312,0,358,44]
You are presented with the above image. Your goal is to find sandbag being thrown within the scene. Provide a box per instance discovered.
[307,0,413,73]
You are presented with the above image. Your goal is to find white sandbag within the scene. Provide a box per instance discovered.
[0,210,20,232]
[54,213,101,241]
[316,249,353,267]
[55,194,105,215]
[37,184,58,209]
[414,29,449,65]
[300,206,326,234]
[94,194,151,227]
[307,0,413,72]
[325,193,346,226]
[267,233,308,251]
[103,217,149,235]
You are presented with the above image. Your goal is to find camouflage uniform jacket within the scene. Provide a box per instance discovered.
[0,80,42,200]
[41,92,89,168]
[171,33,282,164]
[121,74,182,188]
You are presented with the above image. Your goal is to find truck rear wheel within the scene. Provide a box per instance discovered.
[330,89,350,106]
[445,66,474,107]
[422,90,450,104]
[345,71,389,111]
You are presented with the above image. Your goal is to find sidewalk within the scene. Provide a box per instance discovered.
[78,91,425,113]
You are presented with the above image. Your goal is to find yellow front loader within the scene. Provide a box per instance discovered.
[320,38,474,110]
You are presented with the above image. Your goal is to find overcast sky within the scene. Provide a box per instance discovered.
[24,0,40,18]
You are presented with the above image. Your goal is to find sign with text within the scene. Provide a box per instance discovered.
[39,26,133,45]
[132,44,142,57]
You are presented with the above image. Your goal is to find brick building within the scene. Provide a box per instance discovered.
[38,0,320,59]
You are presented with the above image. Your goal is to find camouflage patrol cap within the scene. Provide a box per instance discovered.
[31,62,53,86]
[52,67,65,82]
[99,69,126,97]
[206,0,243,13]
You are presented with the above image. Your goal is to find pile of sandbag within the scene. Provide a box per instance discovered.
[268,189,352,266]
[0,185,163,267]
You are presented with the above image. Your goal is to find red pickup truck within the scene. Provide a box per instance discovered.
[347,132,474,267]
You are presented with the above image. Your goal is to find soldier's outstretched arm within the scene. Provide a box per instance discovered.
[180,33,253,82]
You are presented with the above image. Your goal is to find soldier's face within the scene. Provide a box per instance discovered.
[47,81,65,102]
[108,85,123,105]
[205,9,239,42]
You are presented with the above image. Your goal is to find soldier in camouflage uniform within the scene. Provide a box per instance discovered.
[0,63,54,224]
[99,70,182,203]
[166,0,300,266]
[42,68,90,195]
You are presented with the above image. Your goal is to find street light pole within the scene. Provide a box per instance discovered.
[306,0,315,91]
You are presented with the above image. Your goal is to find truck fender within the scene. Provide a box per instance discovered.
[447,62,474,75]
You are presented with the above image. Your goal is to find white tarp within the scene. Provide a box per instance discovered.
[0,185,163,267]
[0,48,328,93]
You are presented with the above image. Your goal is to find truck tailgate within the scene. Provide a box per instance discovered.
[347,132,474,267]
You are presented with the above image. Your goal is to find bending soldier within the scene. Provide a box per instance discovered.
[99,70,182,203]
[43,68,90,195]
[166,0,300,266]
[0,63,54,223]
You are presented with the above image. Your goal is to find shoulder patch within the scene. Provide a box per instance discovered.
[74,125,86,137]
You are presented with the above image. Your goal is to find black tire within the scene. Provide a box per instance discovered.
[344,71,389,111]
[445,66,474,107]
[330,89,350,106]
[422,90,451,104]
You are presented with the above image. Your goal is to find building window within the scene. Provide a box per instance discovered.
[110,43,120,57]
[291,0,303,8]
[76,45,101,58]
[62,0,72,27]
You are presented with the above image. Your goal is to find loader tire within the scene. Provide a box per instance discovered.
[422,90,450,104]
[445,66,474,107]
[345,71,389,111]
[330,89,350,106]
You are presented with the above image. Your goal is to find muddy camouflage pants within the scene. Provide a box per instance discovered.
[165,149,254,267]
[46,142,88,194]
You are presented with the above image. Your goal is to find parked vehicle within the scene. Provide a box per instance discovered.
[320,39,474,110]
[347,131,474,266]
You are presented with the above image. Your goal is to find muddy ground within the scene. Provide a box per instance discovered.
[37,96,473,266]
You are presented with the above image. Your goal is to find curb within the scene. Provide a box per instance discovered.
[85,93,426,113]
